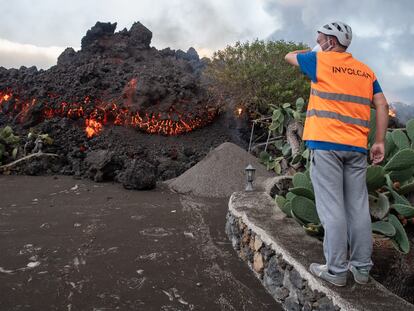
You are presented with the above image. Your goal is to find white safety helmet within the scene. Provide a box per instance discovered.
[318,22,352,47]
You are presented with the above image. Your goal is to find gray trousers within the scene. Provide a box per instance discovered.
[310,149,373,275]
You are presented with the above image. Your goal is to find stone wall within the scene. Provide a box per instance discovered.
[225,212,339,311]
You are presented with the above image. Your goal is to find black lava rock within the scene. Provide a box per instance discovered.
[121,159,156,190]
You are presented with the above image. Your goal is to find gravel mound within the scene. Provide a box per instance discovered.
[165,142,275,198]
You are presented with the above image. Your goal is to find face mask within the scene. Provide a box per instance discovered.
[312,44,322,52]
[311,40,331,52]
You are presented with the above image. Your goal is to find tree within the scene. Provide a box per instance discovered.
[204,39,310,116]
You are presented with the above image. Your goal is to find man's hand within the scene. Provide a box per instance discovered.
[370,142,385,165]
[284,49,311,66]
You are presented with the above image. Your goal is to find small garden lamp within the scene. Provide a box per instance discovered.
[245,164,256,191]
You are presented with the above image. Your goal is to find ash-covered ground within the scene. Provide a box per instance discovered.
[0,175,282,311]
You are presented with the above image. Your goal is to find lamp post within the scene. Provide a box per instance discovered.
[245,164,256,191]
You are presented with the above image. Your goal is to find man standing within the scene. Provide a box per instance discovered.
[284,22,389,286]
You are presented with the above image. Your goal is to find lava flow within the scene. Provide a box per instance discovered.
[85,118,103,138]
[0,90,217,138]
[389,107,397,118]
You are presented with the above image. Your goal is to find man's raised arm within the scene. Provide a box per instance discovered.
[370,92,389,164]
[284,49,310,66]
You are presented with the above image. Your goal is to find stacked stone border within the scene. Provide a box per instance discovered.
[226,212,339,311]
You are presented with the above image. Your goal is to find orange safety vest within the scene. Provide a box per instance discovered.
[302,51,375,149]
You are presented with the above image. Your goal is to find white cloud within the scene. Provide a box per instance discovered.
[0,38,67,69]
[196,47,214,58]
[0,0,280,67]
[379,41,391,50]
[346,20,382,38]
[137,0,281,51]
[399,61,414,77]
[270,0,306,7]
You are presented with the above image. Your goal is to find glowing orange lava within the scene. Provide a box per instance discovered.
[85,118,103,138]
[0,93,11,103]
[0,89,217,138]
[389,107,396,118]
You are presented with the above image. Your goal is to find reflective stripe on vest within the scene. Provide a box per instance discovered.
[306,109,370,128]
[310,88,372,106]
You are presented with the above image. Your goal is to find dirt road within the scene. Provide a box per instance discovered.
[0,176,281,311]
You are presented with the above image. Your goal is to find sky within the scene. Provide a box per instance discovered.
[0,0,413,103]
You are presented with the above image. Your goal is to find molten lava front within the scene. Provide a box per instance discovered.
[389,107,397,118]
[85,118,103,138]
[0,90,217,138]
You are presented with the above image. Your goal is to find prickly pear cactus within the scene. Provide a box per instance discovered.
[290,196,320,224]
[384,149,414,172]
[371,220,396,237]
[292,171,313,191]
[391,129,410,150]
[0,125,20,165]
[366,165,386,192]
[289,187,314,200]
[406,119,414,142]
[388,214,410,254]
[392,204,414,218]
[369,193,390,220]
